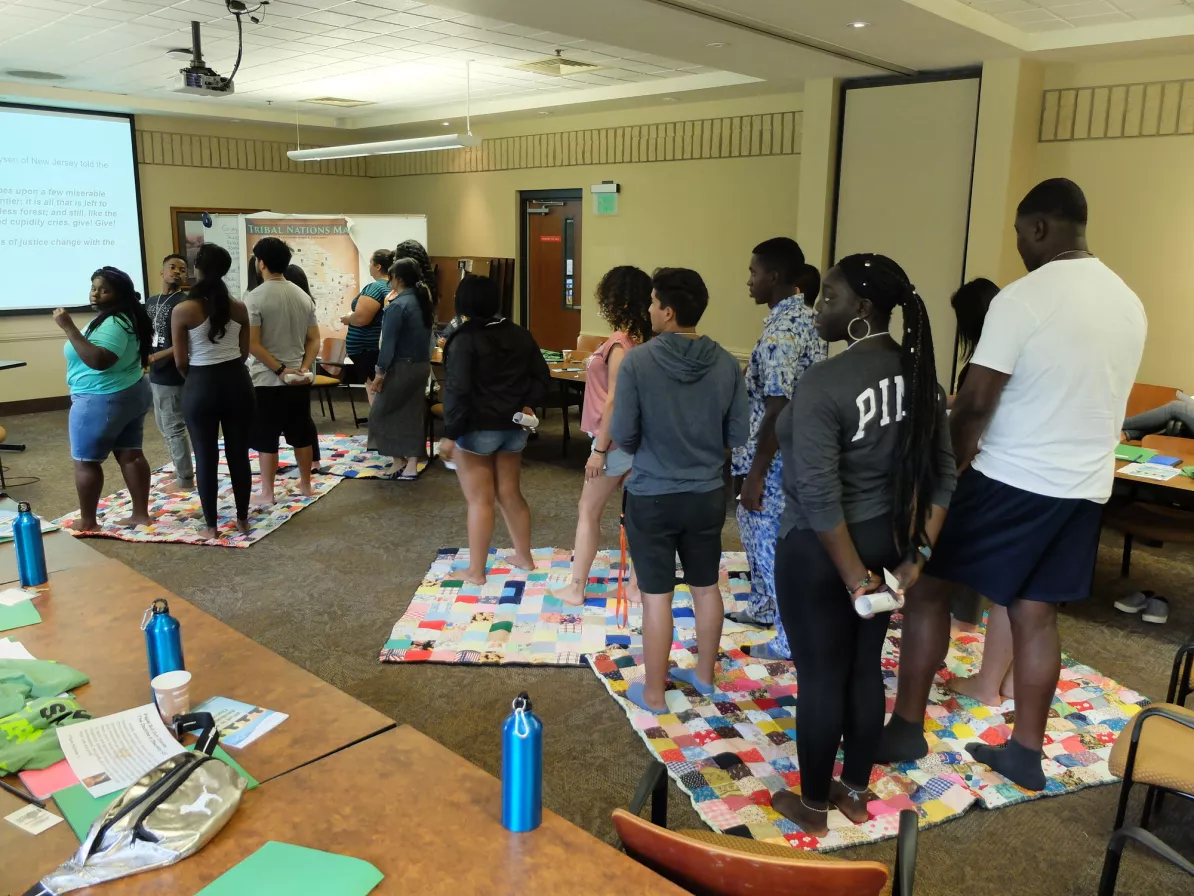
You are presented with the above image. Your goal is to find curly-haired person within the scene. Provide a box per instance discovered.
[552,266,654,606]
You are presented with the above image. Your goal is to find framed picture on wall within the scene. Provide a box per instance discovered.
[170,206,258,285]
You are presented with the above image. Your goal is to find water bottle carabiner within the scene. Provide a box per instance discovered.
[512,693,530,739]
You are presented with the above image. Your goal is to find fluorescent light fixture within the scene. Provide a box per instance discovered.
[847,21,870,28]
[288,133,480,162]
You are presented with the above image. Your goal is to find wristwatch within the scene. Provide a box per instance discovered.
[275,363,286,376]
[916,543,933,563]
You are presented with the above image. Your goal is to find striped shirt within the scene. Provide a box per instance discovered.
[345,280,389,355]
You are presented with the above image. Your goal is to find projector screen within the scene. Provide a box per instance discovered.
[0,103,145,314]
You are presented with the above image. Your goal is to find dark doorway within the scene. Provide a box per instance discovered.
[519,188,583,352]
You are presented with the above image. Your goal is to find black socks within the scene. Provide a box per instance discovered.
[968,739,1046,792]
[876,713,929,764]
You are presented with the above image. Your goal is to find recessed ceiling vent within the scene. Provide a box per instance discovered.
[514,50,601,77]
[302,97,374,107]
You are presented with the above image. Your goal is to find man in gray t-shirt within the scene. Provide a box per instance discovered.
[245,237,321,504]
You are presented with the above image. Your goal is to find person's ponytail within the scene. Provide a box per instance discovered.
[892,281,940,553]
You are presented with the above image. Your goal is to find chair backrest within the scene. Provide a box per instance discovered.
[320,337,347,365]
[1126,383,1181,420]
[611,809,890,896]
[577,333,606,353]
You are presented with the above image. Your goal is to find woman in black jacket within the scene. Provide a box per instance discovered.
[441,275,552,584]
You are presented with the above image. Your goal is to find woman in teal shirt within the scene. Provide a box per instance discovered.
[53,267,154,532]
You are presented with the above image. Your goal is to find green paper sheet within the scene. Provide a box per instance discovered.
[0,601,41,633]
[197,842,384,896]
[1115,445,1158,463]
[1182,466,1194,479]
[54,747,258,842]
[53,785,118,841]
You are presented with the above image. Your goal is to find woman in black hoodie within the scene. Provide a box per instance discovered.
[441,275,552,584]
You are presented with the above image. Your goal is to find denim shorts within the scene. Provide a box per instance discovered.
[69,377,152,462]
[593,438,632,478]
[456,428,529,456]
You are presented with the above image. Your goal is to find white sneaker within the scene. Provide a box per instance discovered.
[1142,595,1170,624]
[1114,590,1151,613]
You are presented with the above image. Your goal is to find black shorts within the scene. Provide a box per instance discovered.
[624,488,726,594]
[346,351,378,384]
[927,469,1103,606]
[250,385,316,454]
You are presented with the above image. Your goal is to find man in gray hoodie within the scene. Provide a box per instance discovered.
[611,267,749,714]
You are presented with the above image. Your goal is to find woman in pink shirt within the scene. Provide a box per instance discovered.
[553,267,653,606]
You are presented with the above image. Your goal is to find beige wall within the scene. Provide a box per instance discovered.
[381,155,799,355]
[1035,55,1194,388]
[375,93,805,356]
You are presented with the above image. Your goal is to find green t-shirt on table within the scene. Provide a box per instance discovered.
[64,313,145,395]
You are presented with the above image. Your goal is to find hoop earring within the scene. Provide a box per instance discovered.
[847,317,871,341]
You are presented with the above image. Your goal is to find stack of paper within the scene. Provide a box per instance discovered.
[1118,462,1182,482]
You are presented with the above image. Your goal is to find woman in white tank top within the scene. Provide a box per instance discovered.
[170,244,256,541]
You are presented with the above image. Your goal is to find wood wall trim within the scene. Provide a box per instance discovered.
[132,112,803,178]
[1040,80,1194,142]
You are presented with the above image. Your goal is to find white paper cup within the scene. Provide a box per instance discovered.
[854,590,902,617]
[151,670,192,725]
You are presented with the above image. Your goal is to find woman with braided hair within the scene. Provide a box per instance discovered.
[768,254,956,836]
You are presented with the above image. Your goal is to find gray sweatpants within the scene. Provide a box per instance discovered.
[1122,399,1194,441]
[151,382,194,485]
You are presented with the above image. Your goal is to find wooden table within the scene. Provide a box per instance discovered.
[1114,435,1194,507]
[0,529,110,587]
[18,726,683,895]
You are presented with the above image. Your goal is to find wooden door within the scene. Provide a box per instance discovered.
[526,199,582,351]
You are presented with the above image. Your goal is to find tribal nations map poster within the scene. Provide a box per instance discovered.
[245,216,360,329]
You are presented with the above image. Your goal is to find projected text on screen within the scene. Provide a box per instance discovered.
[0,105,145,312]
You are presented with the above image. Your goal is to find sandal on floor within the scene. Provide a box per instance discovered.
[1114,590,1153,613]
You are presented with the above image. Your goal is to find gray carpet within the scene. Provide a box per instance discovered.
[2,396,1191,895]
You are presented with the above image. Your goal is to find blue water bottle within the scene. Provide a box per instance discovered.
[142,599,185,681]
[501,692,542,833]
[13,503,48,588]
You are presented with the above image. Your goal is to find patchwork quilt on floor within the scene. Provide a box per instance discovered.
[53,468,339,547]
[379,549,768,666]
[589,616,1146,851]
[163,434,429,479]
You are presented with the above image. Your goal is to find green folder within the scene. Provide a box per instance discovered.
[53,746,258,842]
[196,842,384,896]
[0,601,41,633]
[1116,445,1158,463]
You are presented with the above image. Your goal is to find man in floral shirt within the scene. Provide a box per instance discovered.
[732,239,827,659]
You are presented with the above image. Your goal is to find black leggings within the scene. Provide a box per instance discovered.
[182,360,256,528]
[774,516,901,803]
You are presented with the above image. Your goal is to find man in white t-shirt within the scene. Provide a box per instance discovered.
[879,179,1146,791]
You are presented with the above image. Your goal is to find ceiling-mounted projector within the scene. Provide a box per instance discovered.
[173,21,234,97]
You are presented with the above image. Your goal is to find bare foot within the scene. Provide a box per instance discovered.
[552,581,587,606]
[160,477,191,494]
[251,491,276,507]
[770,790,829,836]
[297,481,315,498]
[624,582,642,606]
[235,518,251,535]
[949,674,1005,707]
[402,458,420,477]
[198,526,218,541]
[460,568,487,586]
[510,553,535,571]
[115,513,150,528]
[69,517,101,533]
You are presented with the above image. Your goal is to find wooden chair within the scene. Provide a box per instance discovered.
[314,337,347,422]
[577,333,605,353]
[613,761,917,896]
[1099,646,1194,894]
[1125,382,1183,421]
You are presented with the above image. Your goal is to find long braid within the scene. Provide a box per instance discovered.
[395,239,437,311]
[837,254,941,552]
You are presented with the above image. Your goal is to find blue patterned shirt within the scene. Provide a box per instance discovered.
[731,295,827,476]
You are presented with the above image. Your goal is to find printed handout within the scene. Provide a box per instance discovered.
[58,705,185,797]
